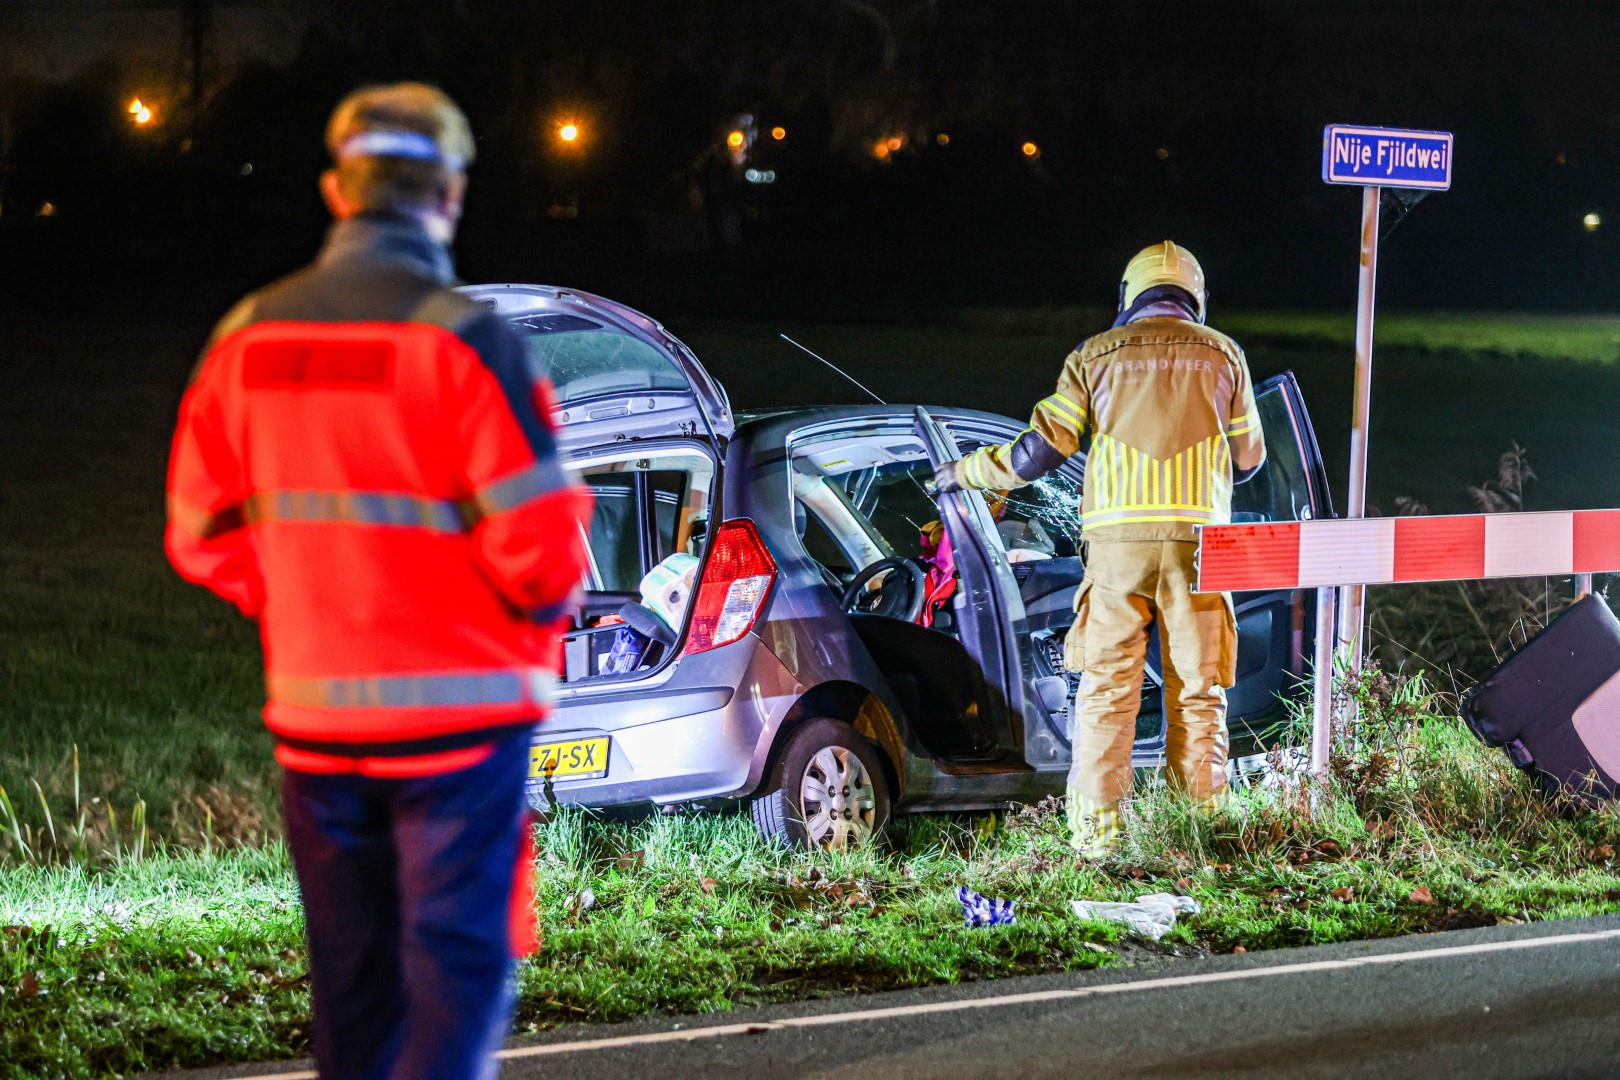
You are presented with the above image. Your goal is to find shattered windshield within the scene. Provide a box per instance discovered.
[989,472,1084,557]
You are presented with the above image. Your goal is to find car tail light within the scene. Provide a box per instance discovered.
[683,518,777,655]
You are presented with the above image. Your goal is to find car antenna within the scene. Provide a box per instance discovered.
[778,333,887,405]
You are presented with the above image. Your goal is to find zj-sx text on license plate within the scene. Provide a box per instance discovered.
[529,736,609,781]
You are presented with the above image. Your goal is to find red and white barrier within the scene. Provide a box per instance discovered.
[1196,509,1620,594]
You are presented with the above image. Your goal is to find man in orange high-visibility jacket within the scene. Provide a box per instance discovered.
[166,83,591,1079]
[936,242,1265,858]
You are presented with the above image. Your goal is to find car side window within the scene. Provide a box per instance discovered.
[835,461,940,559]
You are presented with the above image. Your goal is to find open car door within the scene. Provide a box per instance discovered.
[1224,370,1333,751]
[913,407,1032,755]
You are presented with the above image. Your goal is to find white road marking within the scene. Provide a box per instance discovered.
[229,925,1620,1077]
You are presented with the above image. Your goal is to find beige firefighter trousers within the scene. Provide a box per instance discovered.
[1065,539,1235,851]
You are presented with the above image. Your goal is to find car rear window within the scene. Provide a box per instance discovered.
[512,313,688,404]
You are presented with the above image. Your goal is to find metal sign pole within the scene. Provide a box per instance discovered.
[1335,184,1381,676]
[1311,585,1337,802]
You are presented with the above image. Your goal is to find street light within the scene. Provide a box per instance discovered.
[770,126,786,141]
[558,122,579,143]
[1584,212,1601,232]
[1021,141,1040,159]
[129,98,153,125]
[726,130,745,149]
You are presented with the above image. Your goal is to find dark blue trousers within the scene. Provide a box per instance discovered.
[282,731,532,1080]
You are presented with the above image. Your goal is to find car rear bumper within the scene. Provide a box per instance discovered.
[527,634,802,810]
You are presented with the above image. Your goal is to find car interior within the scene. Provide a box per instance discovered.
[561,447,715,684]
[790,432,1089,761]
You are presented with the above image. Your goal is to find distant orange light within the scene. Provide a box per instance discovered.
[558,123,579,142]
[936,133,950,146]
[727,130,745,148]
[1021,141,1039,158]
[134,106,152,124]
[770,126,786,141]
[886,136,903,151]
[128,98,142,114]
[873,140,891,160]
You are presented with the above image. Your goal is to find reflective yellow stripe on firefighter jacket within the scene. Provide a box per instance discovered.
[956,316,1265,542]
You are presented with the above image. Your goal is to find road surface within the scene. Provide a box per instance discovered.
[164,914,1620,1079]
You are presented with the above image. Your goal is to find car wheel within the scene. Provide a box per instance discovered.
[751,718,892,851]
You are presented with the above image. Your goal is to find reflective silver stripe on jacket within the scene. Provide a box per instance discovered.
[270,669,557,709]
[245,490,468,532]
[178,463,572,539]
[466,458,572,517]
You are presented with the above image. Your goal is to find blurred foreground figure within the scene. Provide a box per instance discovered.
[936,242,1264,858]
[166,82,591,1079]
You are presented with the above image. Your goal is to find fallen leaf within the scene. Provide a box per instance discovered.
[1174,877,1193,892]
[1331,886,1355,903]
[1495,915,1524,926]
[1591,844,1614,862]
[615,849,645,870]
[699,877,717,895]
[847,891,870,907]
[1408,885,1436,906]
[768,919,784,932]
[1232,946,1247,954]
[1213,863,1232,873]
[184,948,203,966]
[807,867,824,884]
[750,937,765,948]
[568,888,597,917]
[826,883,845,902]
[18,973,40,998]
[867,905,888,917]
[1316,839,1342,857]
[1082,942,1110,954]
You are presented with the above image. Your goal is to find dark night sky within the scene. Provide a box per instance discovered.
[2,1,1619,317]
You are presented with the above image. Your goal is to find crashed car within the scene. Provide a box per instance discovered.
[462,283,1332,850]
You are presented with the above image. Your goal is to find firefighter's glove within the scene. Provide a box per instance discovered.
[932,461,965,495]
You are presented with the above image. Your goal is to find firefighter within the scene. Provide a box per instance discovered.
[935,242,1264,858]
[166,83,592,1078]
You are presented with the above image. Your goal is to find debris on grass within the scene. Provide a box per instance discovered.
[1068,893,1200,941]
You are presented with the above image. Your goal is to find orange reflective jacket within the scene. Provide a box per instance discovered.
[166,215,592,762]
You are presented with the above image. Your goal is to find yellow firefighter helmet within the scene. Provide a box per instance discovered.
[1119,241,1206,321]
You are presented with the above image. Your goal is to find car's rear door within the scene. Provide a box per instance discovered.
[1225,371,1333,749]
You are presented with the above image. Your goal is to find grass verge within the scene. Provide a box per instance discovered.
[4,669,1619,1079]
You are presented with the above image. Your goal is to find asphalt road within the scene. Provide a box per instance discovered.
[168,916,1620,1080]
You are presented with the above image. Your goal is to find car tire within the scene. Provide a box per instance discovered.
[751,718,892,851]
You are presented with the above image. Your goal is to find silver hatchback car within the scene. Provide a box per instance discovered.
[463,283,1332,850]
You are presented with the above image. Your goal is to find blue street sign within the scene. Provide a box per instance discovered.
[1322,124,1453,189]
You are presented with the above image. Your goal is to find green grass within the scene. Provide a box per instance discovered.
[5,674,1620,1077]
[958,307,1620,366]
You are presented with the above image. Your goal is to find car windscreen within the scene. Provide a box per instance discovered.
[511,313,689,404]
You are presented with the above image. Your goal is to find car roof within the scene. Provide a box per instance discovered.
[736,403,1022,436]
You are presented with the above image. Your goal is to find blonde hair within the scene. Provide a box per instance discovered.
[325,82,475,212]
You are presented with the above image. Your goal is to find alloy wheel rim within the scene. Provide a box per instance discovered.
[798,745,877,850]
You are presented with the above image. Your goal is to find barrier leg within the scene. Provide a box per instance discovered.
[1311,586,1337,805]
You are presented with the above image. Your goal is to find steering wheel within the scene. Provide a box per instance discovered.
[840,557,927,622]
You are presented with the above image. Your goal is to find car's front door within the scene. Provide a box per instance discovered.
[913,407,1033,754]
[1224,371,1332,751]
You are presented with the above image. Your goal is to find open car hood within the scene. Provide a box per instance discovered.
[457,283,733,446]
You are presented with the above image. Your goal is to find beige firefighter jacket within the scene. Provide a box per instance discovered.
[954,315,1265,542]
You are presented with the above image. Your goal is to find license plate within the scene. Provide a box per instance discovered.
[529,736,610,781]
